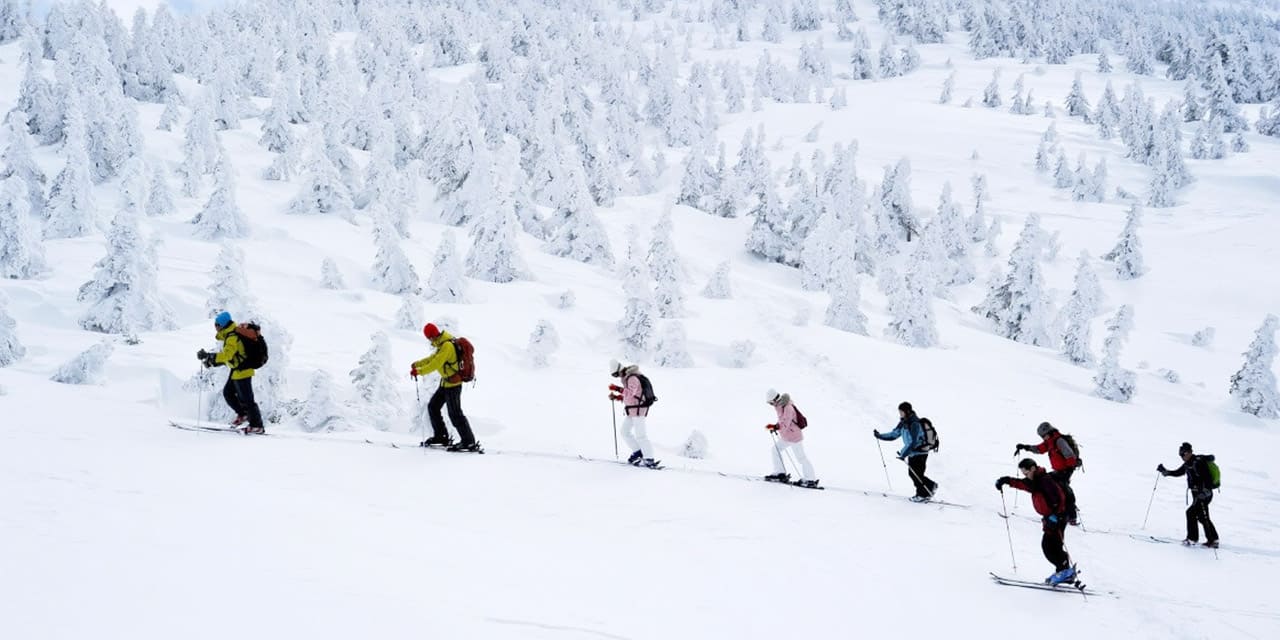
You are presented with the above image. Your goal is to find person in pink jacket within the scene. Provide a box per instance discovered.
[764,389,819,488]
[608,360,660,468]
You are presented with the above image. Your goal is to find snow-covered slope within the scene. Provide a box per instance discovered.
[2,1,1279,637]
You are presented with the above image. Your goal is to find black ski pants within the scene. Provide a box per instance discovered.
[1049,467,1079,521]
[1186,491,1219,543]
[1041,517,1071,572]
[428,385,475,444]
[222,376,264,430]
[907,454,936,498]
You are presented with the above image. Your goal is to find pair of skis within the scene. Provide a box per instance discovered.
[763,476,824,490]
[989,571,1112,597]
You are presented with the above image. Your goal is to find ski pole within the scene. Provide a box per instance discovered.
[1141,473,1161,530]
[195,367,204,426]
[414,377,420,403]
[1001,489,1018,572]
[875,438,893,491]
[610,398,619,461]
[771,431,792,478]
[905,458,933,498]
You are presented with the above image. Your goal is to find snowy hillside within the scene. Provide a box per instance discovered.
[3,0,1280,637]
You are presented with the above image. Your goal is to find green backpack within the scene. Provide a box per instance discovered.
[1204,457,1221,489]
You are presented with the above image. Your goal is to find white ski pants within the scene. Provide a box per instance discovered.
[771,439,815,481]
[622,415,653,458]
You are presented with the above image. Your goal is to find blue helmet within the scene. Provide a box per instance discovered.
[214,311,233,328]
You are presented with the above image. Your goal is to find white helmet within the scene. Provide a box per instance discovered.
[609,359,623,376]
[765,388,780,405]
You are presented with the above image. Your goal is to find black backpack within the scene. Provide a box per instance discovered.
[916,417,940,452]
[631,374,657,407]
[235,323,269,370]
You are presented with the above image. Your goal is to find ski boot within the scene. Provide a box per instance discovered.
[420,435,454,448]
[798,479,821,489]
[640,458,662,469]
[1181,539,1198,546]
[763,472,791,483]
[242,425,265,435]
[447,441,483,453]
[909,495,931,503]
[1045,565,1078,586]
[231,414,248,427]
[627,450,644,465]
[1203,540,1220,549]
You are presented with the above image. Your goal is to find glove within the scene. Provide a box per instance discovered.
[896,454,906,461]
[410,365,419,379]
[1046,514,1060,524]
[197,349,209,361]
[608,384,623,392]
[609,393,622,402]
[765,424,779,432]
[995,477,1009,491]
[1156,464,1166,474]
[872,429,881,438]
[200,353,216,367]
[1014,444,1028,455]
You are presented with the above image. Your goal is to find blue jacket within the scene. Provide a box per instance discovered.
[876,414,925,459]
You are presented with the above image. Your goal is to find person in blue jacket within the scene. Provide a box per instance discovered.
[874,401,937,502]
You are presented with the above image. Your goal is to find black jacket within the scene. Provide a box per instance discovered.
[1165,454,1216,492]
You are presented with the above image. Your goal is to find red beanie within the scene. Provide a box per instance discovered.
[423,323,440,340]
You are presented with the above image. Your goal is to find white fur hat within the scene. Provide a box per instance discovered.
[609,359,623,376]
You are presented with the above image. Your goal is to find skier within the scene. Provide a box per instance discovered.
[197,311,265,434]
[873,401,937,501]
[410,323,480,452]
[763,389,819,488]
[607,360,660,468]
[1157,442,1219,548]
[1014,421,1081,524]
[996,458,1077,585]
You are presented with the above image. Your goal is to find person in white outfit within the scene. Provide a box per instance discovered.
[764,388,819,488]
[608,360,659,468]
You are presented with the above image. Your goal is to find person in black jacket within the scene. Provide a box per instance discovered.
[1158,442,1219,548]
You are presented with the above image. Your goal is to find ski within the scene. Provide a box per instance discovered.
[169,420,268,436]
[989,572,1112,597]
[577,455,661,470]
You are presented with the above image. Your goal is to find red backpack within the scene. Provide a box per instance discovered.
[449,337,475,383]
[794,406,808,429]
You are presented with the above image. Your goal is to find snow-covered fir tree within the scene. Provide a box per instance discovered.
[617,231,656,361]
[0,292,25,367]
[1097,50,1112,73]
[369,203,419,295]
[653,320,695,368]
[178,97,218,197]
[1053,148,1073,189]
[191,147,248,240]
[526,319,560,369]
[1093,305,1136,403]
[982,69,1002,108]
[702,260,733,299]
[51,341,114,385]
[933,182,976,286]
[939,71,955,104]
[156,93,180,132]
[287,133,353,220]
[849,46,876,80]
[1202,56,1248,133]
[676,145,718,213]
[1258,103,1280,137]
[800,208,840,291]
[0,175,47,279]
[349,331,402,431]
[746,181,798,266]
[1064,73,1092,120]
[44,94,96,239]
[145,164,175,218]
[77,209,174,334]
[320,257,345,290]
[1,111,46,218]
[543,159,614,267]
[1231,132,1249,153]
[301,370,345,432]
[881,157,918,242]
[648,211,686,318]
[466,139,526,283]
[1229,314,1280,419]
[394,294,422,331]
[884,232,939,348]
[968,173,989,242]
[984,216,1002,257]
[972,214,1054,347]
[1059,251,1103,365]
[205,242,255,320]
[1104,203,1146,280]
[1090,158,1108,203]
[1182,79,1204,123]
[823,229,868,335]
[425,230,466,303]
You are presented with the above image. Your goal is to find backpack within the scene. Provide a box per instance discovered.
[450,337,476,383]
[916,417,940,452]
[234,323,269,370]
[1204,457,1221,489]
[1060,434,1082,463]
[631,373,657,407]
[793,406,808,429]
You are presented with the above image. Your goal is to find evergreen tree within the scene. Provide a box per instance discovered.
[191,147,249,240]
[349,331,402,431]
[0,175,48,279]
[1203,56,1248,133]
[1093,305,1136,403]
[968,173,989,242]
[146,164,175,218]
[1053,148,1073,189]
[1095,82,1121,139]
[1097,50,1112,74]
[178,97,218,197]
[320,257,345,290]
[287,133,354,220]
[823,229,867,335]
[51,341,113,385]
[527,319,560,369]
[1104,203,1146,280]
[204,242,255,319]
[972,214,1054,347]
[1258,103,1280,137]
[1064,72,1092,120]
[0,291,25,367]
[394,294,422,332]
[982,69,1002,108]
[933,182,976,286]
[886,237,938,348]
[369,203,419,295]
[849,46,876,80]
[1229,314,1280,419]
[939,71,955,104]
[617,231,656,361]
[543,158,614,267]
[1231,132,1250,153]
[44,94,96,239]
[425,230,466,303]
[301,370,345,432]
[1060,251,1103,365]
[676,145,718,212]
[745,180,796,265]
[77,209,175,334]
[882,158,918,242]
[648,211,686,318]
[1182,79,1204,123]
[258,81,296,154]
[1,111,46,218]
[1089,158,1108,203]
[653,321,694,368]
[702,261,733,299]
[156,93,180,132]
[800,208,840,291]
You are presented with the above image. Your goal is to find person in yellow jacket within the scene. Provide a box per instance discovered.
[411,322,479,452]
[198,311,265,434]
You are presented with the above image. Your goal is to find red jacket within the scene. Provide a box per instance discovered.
[1034,433,1079,472]
[1006,467,1067,518]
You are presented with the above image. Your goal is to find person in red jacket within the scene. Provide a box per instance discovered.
[996,458,1079,586]
[1014,421,1081,524]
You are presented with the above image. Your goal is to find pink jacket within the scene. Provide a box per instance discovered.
[622,372,649,417]
[774,398,803,443]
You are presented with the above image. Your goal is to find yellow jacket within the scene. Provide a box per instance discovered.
[216,322,254,380]
[412,331,461,388]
